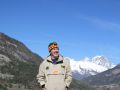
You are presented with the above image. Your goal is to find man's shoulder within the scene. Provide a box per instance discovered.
[41,57,49,65]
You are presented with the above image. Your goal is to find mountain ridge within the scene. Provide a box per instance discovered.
[82,64,120,85]
[65,56,116,80]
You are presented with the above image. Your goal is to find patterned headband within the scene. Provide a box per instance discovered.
[48,43,59,52]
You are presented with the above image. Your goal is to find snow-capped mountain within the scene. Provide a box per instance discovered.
[91,56,115,69]
[65,56,116,80]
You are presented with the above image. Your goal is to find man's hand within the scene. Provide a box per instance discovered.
[41,84,45,88]
[66,86,68,89]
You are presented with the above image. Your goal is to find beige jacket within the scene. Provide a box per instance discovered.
[37,55,72,90]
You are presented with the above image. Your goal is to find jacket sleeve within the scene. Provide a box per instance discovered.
[65,60,72,87]
[37,61,46,86]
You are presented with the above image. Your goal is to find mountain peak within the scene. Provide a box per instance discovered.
[91,56,114,69]
[0,32,6,38]
[0,32,4,35]
[0,32,10,38]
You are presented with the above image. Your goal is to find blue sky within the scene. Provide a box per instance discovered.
[0,0,120,64]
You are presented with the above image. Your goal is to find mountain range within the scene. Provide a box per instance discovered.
[65,56,116,80]
[82,64,120,85]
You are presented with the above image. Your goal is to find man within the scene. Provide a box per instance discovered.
[37,42,72,90]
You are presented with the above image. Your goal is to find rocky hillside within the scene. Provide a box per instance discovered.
[0,32,43,90]
[0,32,43,65]
[82,64,120,85]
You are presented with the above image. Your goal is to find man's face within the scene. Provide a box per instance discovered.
[50,48,59,58]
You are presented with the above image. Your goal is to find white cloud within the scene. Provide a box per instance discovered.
[77,14,120,31]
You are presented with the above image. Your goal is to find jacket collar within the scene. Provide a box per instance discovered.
[46,55,64,63]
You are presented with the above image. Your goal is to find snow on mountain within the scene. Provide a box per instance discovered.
[65,56,116,80]
[91,56,115,69]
